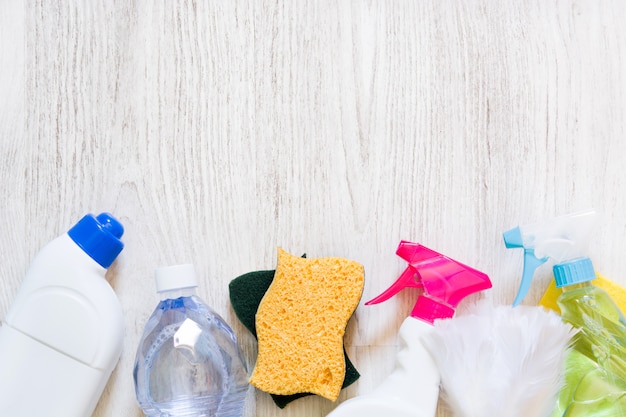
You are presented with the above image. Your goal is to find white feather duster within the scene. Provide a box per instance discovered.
[423,301,576,417]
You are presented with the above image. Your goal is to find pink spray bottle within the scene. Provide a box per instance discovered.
[326,241,492,417]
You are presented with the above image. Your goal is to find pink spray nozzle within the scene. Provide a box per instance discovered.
[366,241,492,323]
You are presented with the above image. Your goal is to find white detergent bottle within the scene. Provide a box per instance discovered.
[0,212,125,417]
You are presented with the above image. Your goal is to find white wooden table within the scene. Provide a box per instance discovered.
[1,1,625,416]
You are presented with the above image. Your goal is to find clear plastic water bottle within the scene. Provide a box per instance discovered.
[133,264,249,417]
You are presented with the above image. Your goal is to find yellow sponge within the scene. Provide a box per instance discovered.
[249,248,364,401]
[539,273,626,313]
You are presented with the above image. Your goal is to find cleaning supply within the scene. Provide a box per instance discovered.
[503,209,598,307]
[503,209,626,367]
[326,241,492,417]
[133,264,249,417]
[539,274,626,415]
[228,265,360,408]
[249,248,364,401]
[423,301,576,417]
[0,212,125,417]
[504,209,626,416]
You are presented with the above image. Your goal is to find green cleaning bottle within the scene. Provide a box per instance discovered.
[552,259,626,416]
[503,209,626,417]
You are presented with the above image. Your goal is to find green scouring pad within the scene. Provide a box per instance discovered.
[228,268,360,408]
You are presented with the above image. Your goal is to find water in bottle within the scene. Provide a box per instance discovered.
[134,264,249,417]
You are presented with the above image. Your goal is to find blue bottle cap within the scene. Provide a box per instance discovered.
[553,257,596,288]
[68,213,124,268]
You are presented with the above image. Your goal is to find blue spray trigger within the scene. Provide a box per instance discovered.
[512,250,548,306]
[503,227,523,248]
[504,226,548,305]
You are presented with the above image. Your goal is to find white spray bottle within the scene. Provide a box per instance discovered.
[326,241,492,417]
[0,213,125,417]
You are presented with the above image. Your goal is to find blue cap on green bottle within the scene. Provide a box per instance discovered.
[553,257,596,288]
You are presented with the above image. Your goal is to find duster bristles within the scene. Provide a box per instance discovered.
[423,301,576,417]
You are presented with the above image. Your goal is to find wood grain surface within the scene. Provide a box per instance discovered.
[1,1,625,416]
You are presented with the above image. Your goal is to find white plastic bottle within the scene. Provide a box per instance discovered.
[327,317,441,417]
[133,264,249,417]
[0,212,125,417]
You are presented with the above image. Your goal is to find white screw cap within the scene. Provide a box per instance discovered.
[155,264,198,293]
